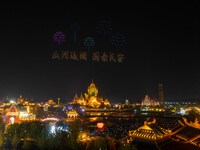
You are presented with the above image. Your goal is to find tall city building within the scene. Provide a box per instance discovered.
[158,83,164,105]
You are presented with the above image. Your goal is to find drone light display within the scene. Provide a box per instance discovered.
[53,31,66,45]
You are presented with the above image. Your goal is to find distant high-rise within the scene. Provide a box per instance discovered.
[158,83,164,105]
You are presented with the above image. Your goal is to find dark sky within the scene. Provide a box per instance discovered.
[1,0,200,103]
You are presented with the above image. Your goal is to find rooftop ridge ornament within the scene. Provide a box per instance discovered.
[182,117,200,129]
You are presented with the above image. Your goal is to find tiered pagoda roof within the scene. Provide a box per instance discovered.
[129,118,171,142]
[172,117,200,148]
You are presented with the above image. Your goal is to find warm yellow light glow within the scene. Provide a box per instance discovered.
[41,117,59,122]
[78,132,90,142]
[97,122,104,129]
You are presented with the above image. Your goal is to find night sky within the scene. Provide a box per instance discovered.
[1,1,200,103]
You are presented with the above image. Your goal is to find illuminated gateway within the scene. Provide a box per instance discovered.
[70,81,111,108]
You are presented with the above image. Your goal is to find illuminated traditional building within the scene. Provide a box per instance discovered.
[104,99,111,107]
[172,117,200,148]
[5,104,36,124]
[87,96,101,108]
[0,101,11,115]
[70,94,87,105]
[48,99,56,105]
[85,81,101,108]
[141,95,159,106]
[87,81,98,96]
[0,106,4,115]
[2,100,12,107]
[43,103,50,111]
[18,106,36,121]
[18,95,24,103]
[70,81,111,108]
[5,104,20,124]
[70,94,79,104]
[79,94,87,105]
[67,110,78,118]
[129,118,171,142]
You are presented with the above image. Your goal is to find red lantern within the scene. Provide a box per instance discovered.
[97,122,104,129]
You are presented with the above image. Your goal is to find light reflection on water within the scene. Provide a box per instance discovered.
[87,116,137,122]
